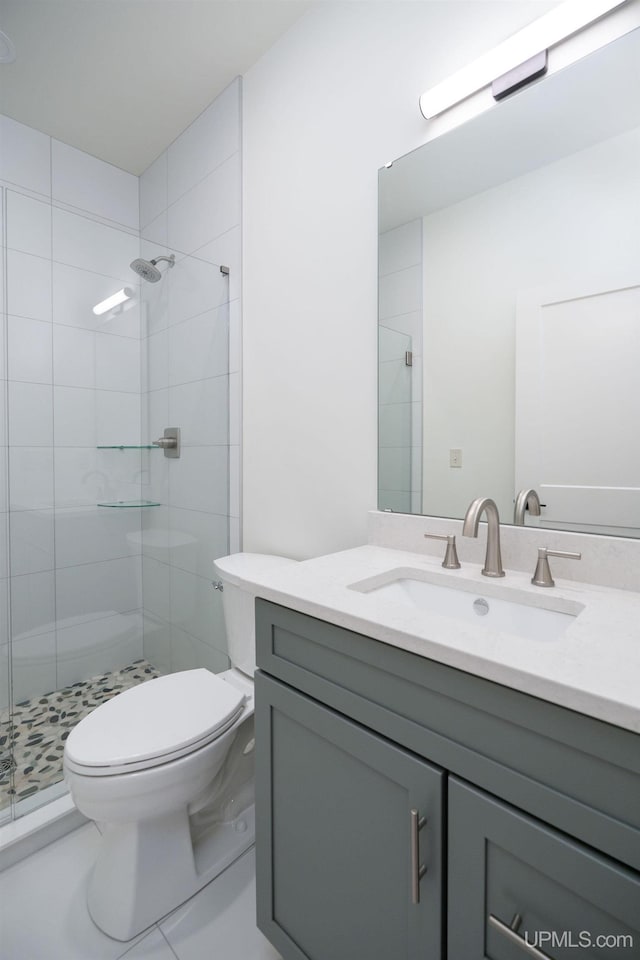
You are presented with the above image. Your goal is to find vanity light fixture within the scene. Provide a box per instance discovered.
[419,0,629,118]
[92,287,133,316]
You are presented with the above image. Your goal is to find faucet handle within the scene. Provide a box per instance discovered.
[531,547,581,587]
[424,533,461,569]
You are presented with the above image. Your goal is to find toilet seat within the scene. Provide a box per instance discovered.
[64,669,246,777]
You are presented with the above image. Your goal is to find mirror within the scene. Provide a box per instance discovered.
[378,27,640,538]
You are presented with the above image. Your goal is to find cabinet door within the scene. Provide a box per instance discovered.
[255,672,444,960]
[449,778,640,959]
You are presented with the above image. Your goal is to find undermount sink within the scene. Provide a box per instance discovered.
[350,570,582,642]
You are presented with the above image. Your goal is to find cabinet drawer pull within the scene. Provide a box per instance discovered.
[489,913,553,959]
[410,808,427,904]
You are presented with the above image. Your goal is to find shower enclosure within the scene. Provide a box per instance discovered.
[0,180,234,824]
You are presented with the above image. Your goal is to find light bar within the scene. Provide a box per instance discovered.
[93,287,133,316]
[419,0,629,119]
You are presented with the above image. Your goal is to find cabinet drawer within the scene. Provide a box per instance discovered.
[448,778,640,959]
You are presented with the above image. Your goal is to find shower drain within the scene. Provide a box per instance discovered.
[0,754,16,776]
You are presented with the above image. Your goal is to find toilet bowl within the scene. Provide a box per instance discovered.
[63,552,297,942]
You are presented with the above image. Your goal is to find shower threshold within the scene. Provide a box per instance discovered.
[0,659,160,814]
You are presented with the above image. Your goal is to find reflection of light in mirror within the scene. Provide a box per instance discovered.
[419,0,628,118]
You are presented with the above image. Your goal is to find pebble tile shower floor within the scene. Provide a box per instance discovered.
[0,659,160,811]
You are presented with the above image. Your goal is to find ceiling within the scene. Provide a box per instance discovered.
[0,0,313,174]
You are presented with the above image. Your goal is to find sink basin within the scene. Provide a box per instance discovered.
[351,571,581,642]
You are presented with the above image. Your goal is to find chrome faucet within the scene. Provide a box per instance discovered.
[462,497,505,578]
[514,488,541,525]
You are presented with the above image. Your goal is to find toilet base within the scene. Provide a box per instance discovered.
[88,803,256,941]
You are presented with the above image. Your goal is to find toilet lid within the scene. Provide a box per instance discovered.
[65,669,245,769]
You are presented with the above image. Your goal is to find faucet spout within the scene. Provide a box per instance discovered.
[513,488,541,525]
[462,497,505,578]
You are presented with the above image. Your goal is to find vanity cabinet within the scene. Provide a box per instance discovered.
[254,600,640,960]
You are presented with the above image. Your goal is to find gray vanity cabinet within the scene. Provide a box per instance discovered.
[255,599,640,960]
[255,672,444,960]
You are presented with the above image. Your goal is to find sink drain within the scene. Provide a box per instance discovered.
[473,597,490,616]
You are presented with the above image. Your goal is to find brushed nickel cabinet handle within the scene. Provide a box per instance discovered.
[410,808,427,904]
[489,913,553,959]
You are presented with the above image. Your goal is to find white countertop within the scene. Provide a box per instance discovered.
[244,545,640,734]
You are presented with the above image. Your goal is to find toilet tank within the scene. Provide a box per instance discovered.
[213,553,298,676]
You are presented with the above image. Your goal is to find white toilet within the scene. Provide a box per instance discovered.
[63,552,296,942]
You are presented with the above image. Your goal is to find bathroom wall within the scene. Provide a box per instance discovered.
[0,113,143,706]
[138,79,242,675]
[242,1,563,560]
[378,219,423,514]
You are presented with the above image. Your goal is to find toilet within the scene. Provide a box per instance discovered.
[63,552,296,942]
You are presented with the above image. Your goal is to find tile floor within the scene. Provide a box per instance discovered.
[0,822,281,960]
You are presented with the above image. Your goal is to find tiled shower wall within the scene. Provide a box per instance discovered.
[0,113,144,709]
[378,219,423,514]
[138,79,242,675]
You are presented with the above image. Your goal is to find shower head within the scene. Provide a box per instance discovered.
[130,254,175,283]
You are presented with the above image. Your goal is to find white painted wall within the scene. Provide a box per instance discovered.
[242,0,560,559]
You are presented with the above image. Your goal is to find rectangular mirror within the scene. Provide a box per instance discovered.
[378,27,640,537]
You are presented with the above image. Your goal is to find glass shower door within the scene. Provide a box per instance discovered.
[378,325,413,513]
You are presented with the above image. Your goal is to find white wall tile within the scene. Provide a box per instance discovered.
[7,316,52,384]
[11,571,56,639]
[139,151,167,230]
[167,155,240,256]
[378,264,423,321]
[53,447,102,507]
[8,382,53,446]
[194,224,241,303]
[9,448,54,511]
[168,254,228,326]
[145,387,169,441]
[53,207,138,279]
[143,613,172,675]
[142,555,171,622]
[6,191,52,259]
[145,329,169,392]
[169,306,228,385]
[56,556,141,624]
[169,446,228,515]
[56,611,143,688]
[170,626,228,675]
[168,80,240,206]
[55,506,141,567]
[53,325,95,388]
[7,251,52,321]
[0,115,51,196]
[169,376,227,446]
[228,299,241,374]
[52,262,139,339]
[52,139,139,229]
[11,631,57,703]
[95,333,140,394]
[140,267,169,335]
[53,386,97,447]
[167,507,228,578]
[9,509,55,575]
[95,389,141,445]
[0,515,8,579]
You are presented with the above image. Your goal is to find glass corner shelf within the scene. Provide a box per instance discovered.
[97,444,157,450]
[97,500,161,508]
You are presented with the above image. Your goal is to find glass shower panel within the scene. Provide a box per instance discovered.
[140,249,230,679]
[3,189,155,818]
[378,325,413,513]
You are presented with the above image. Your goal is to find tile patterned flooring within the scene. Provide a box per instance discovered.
[0,659,160,812]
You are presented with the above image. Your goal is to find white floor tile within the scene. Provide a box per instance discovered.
[160,848,281,960]
[0,822,147,960]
